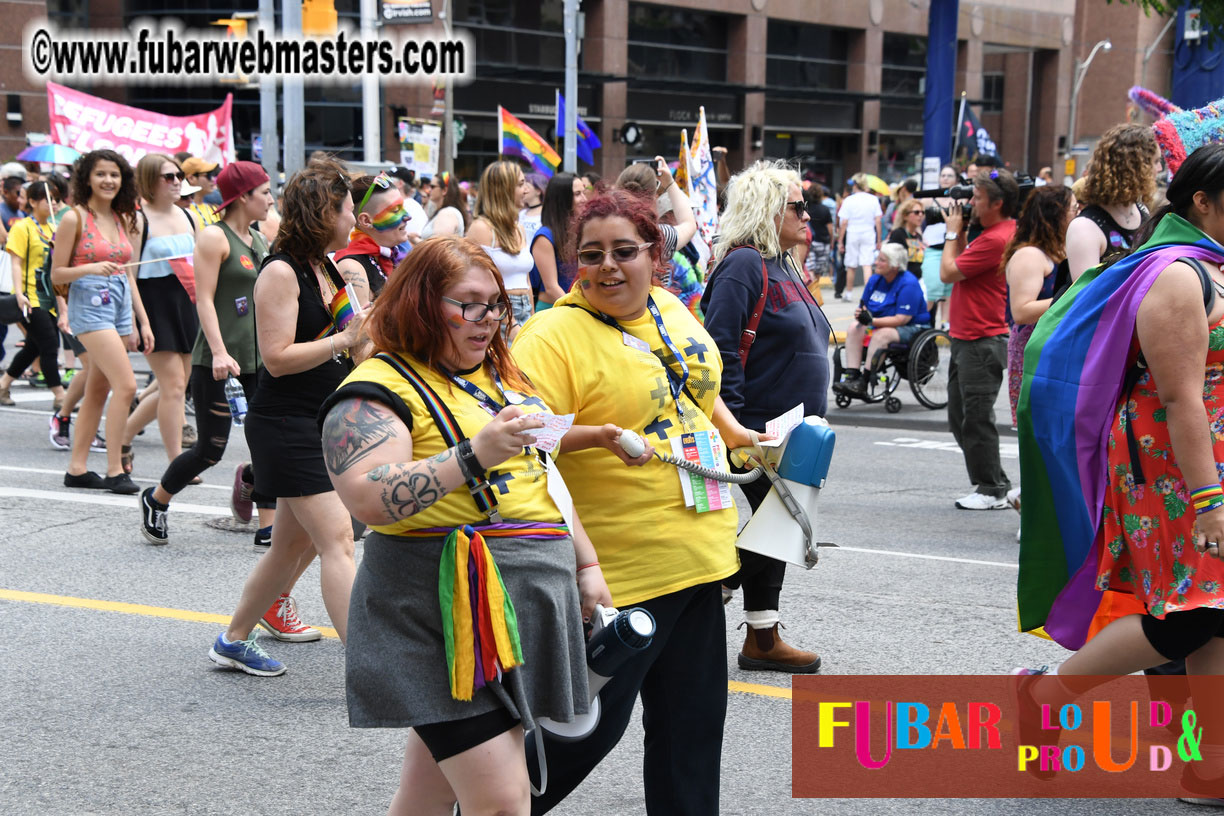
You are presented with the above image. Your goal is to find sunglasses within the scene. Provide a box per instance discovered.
[359,172,392,211]
[441,296,510,323]
[576,242,653,266]
[162,172,186,183]
[786,200,806,217]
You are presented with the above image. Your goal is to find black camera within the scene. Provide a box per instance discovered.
[914,173,1037,221]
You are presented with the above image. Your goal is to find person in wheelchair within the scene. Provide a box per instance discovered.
[834,243,931,395]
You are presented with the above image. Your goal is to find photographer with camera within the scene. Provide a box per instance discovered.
[834,243,930,395]
[939,169,1018,511]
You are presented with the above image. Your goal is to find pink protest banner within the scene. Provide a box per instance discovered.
[46,82,235,167]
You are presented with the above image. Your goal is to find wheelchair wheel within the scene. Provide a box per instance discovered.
[835,392,852,409]
[865,355,902,400]
[885,396,902,413]
[907,329,951,409]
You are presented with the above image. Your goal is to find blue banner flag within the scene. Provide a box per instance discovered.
[556,91,602,166]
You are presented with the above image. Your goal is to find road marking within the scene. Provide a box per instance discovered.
[876,436,1018,459]
[0,588,792,699]
[835,544,1017,569]
[0,486,226,516]
[0,588,340,640]
[0,464,230,492]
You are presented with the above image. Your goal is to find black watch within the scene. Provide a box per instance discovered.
[458,439,486,481]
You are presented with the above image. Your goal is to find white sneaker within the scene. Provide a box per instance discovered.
[840,292,855,302]
[1006,487,1021,513]
[955,492,1010,510]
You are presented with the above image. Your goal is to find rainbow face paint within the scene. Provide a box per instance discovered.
[446,316,464,329]
[369,196,408,232]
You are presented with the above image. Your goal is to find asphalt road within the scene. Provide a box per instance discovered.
[0,341,1198,815]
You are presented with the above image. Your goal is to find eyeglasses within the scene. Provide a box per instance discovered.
[441,296,510,323]
[162,172,186,183]
[786,200,806,217]
[576,242,654,266]
[359,172,392,211]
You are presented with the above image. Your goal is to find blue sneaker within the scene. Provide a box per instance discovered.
[208,632,286,676]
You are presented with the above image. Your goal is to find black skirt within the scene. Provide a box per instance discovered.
[137,275,199,354]
[243,411,334,497]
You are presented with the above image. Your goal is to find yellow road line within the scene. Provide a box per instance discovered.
[0,588,341,639]
[0,588,791,700]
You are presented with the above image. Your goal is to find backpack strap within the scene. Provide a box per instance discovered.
[1125,256,1215,485]
[374,351,502,522]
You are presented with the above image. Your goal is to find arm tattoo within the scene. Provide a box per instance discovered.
[322,398,399,475]
[365,447,456,521]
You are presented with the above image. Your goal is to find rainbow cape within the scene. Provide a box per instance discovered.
[438,525,524,701]
[498,106,560,177]
[1017,214,1224,649]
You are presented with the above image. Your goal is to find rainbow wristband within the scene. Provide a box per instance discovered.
[1191,484,1224,512]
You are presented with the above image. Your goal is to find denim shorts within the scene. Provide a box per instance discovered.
[508,291,534,329]
[897,322,932,345]
[67,274,133,336]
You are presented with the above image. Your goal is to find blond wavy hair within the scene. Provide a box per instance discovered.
[474,160,523,254]
[714,160,801,264]
[1079,123,1159,208]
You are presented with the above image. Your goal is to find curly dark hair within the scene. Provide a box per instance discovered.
[70,149,139,232]
[1080,123,1159,208]
[1000,185,1075,272]
[272,155,353,266]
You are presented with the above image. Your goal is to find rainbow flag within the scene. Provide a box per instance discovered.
[498,106,560,177]
[1017,214,1224,649]
[329,283,360,332]
[168,254,195,303]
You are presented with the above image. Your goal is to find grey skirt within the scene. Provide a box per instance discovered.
[346,529,589,732]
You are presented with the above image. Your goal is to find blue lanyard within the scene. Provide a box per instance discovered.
[645,296,690,405]
[446,366,518,417]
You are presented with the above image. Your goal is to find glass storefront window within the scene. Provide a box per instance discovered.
[878,134,923,182]
[881,33,926,99]
[765,20,851,91]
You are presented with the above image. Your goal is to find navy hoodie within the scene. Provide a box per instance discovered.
[700,247,831,430]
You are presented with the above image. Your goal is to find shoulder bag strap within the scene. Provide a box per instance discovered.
[735,247,770,368]
[374,352,501,522]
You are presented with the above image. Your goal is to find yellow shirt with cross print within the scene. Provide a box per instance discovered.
[512,286,738,607]
[331,354,563,536]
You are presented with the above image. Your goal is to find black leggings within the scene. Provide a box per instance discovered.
[5,307,61,387]
[161,367,257,496]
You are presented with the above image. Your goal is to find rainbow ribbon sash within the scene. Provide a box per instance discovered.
[439,525,525,701]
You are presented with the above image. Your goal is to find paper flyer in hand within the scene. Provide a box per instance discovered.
[761,404,804,447]
[522,413,574,454]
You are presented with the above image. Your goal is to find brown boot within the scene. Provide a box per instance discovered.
[0,385,13,406]
[738,622,821,674]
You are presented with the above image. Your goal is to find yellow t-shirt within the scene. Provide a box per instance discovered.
[189,201,220,226]
[512,287,738,607]
[4,218,54,309]
[334,354,562,535]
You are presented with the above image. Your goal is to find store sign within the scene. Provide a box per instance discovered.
[382,0,432,24]
[625,91,737,125]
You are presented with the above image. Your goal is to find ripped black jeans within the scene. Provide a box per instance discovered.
[160,366,258,496]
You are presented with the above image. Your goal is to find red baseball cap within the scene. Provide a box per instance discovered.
[216,161,269,213]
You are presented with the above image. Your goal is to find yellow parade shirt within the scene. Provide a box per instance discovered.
[512,286,738,607]
[4,218,54,309]
[332,354,562,535]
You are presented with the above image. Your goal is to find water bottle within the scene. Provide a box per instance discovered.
[224,376,247,426]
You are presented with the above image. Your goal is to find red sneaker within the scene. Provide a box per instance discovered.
[257,594,322,642]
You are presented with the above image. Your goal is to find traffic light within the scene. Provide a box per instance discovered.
[302,0,338,35]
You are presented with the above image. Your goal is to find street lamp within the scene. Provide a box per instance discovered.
[1066,38,1112,174]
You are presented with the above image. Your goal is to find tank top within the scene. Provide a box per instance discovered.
[480,223,533,291]
[248,252,353,418]
[1078,203,1149,257]
[1006,259,1058,328]
[69,207,133,284]
[192,222,268,375]
[419,206,466,239]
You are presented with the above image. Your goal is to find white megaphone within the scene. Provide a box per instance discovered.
[734,416,835,570]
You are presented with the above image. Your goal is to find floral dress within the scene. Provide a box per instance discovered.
[1098,321,1224,617]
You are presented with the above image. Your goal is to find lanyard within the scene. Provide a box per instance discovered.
[591,295,690,407]
[444,366,521,417]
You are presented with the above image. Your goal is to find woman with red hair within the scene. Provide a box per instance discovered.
[319,236,608,816]
[513,189,764,814]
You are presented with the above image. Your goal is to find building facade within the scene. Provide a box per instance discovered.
[0,0,1177,188]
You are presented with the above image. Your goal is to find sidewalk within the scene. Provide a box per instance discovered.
[812,276,1016,437]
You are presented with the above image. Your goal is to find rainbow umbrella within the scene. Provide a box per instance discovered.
[16,144,81,165]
